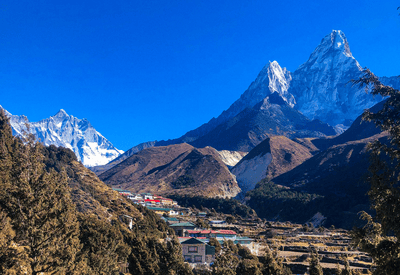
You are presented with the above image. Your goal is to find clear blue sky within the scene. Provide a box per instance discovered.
[0,0,399,151]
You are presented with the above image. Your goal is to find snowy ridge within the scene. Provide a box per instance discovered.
[1,107,123,167]
[215,60,293,125]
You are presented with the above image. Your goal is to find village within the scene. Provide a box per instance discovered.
[113,188,373,274]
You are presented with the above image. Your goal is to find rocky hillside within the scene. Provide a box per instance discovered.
[99,143,241,198]
[41,145,142,222]
[90,140,157,175]
[232,136,313,194]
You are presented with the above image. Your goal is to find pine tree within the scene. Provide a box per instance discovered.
[309,250,323,275]
[127,231,162,275]
[161,237,193,275]
[79,214,130,275]
[212,244,240,275]
[208,238,222,254]
[0,109,18,216]
[0,110,82,274]
[340,257,352,275]
[0,208,32,274]
[350,69,400,274]
[236,258,262,275]
[259,247,287,275]
[335,263,342,275]
[238,246,257,261]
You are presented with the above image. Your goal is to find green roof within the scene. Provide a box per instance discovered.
[112,188,131,192]
[235,237,253,241]
[147,207,171,211]
[166,217,179,221]
[169,222,195,227]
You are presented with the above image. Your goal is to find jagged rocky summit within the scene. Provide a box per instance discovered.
[1,107,123,167]
[224,30,384,127]
[188,30,385,139]
[288,30,383,126]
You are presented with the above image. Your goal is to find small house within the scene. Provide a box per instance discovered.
[181,238,215,264]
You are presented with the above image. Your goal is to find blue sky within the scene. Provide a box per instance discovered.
[0,0,399,151]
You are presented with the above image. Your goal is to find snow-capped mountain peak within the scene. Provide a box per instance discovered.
[224,60,294,116]
[299,30,360,73]
[322,30,352,56]
[0,106,123,167]
[54,109,69,118]
[289,30,380,126]
[315,30,352,57]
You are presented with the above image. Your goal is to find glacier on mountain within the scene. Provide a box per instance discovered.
[0,107,123,167]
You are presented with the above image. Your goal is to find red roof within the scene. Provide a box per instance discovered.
[145,199,160,203]
[186,229,236,235]
[186,230,219,234]
[178,237,207,240]
[217,230,237,235]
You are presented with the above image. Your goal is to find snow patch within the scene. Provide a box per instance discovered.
[232,153,272,193]
[217,150,247,167]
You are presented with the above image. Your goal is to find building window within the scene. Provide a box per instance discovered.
[194,256,202,263]
[188,246,198,253]
[184,255,192,262]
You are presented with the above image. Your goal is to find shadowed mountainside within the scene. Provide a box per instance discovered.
[190,93,336,152]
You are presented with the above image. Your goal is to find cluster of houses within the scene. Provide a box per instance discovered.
[113,188,257,266]
[113,188,183,215]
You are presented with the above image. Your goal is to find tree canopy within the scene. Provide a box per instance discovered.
[351,69,400,274]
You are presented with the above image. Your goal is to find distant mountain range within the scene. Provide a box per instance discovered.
[0,107,123,167]
[109,30,398,167]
